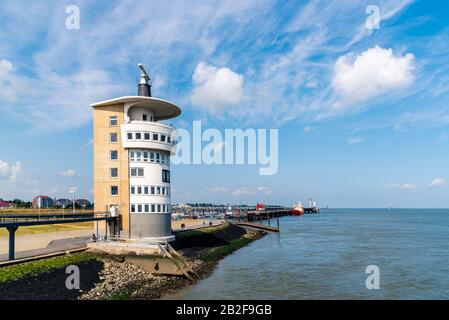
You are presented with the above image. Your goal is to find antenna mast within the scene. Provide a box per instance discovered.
[137,63,152,97]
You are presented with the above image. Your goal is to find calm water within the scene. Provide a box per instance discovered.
[164,209,449,300]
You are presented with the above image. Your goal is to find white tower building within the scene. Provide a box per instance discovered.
[91,64,181,242]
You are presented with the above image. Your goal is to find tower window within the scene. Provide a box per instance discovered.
[144,132,150,140]
[109,116,118,126]
[111,186,118,196]
[135,132,142,140]
[162,170,170,183]
[127,132,133,140]
[110,132,118,143]
[142,114,147,121]
[153,133,159,141]
[110,150,118,160]
[161,135,166,142]
[130,167,144,177]
[110,168,118,178]
[131,205,135,213]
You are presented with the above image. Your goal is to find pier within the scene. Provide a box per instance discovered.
[0,213,116,261]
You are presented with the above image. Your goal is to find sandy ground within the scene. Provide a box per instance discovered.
[0,229,92,255]
[172,219,222,231]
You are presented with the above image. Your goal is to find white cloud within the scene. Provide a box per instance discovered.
[191,62,244,115]
[388,183,417,190]
[207,187,229,193]
[0,159,38,200]
[256,186,273,195]
[429,178,446,187]
[304,126,317,133]
[58,169,77,177]
[0,1,419,130]
[332,46,415,106]
[347,136,364,144]
[232,186,272,196]
[0,59,23,101]
[401,183,416,190]
[0,159,22,181]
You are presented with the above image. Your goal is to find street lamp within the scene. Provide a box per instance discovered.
[70,190,75,214]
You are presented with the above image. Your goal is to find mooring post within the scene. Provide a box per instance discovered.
[7,226,18,261]
[277,217,280,230]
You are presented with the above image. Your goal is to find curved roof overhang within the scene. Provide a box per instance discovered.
[90,96,181,120]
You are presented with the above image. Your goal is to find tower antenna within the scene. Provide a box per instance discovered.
[137,63,152,97]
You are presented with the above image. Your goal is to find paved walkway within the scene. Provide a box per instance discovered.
[0,229,92,256]
[0,236,91,262]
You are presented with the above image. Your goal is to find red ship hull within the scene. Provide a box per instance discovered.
[290,209,304,216]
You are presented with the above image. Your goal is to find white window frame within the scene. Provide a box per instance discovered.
[109,116,118,127]
[110,150,118,161]
[110,132,118,144]
[110,186,119,196]
[110,167,118,178]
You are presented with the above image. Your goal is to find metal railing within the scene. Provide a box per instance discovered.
[0,212,113,228]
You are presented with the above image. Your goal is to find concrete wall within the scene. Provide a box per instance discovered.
[130,213,172,238]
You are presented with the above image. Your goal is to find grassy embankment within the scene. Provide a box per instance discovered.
[0,252,98,284]
[200,237,255,262]
[174,221,264,262]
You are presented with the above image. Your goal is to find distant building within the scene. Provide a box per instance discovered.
[55,198,72,208]
[0,200,16,209]
[75,199,91,208]
[32,196,54,208]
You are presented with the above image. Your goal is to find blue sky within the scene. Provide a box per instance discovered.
[1,0,449,207]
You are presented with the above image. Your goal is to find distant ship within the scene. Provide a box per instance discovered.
[290,202,305,216]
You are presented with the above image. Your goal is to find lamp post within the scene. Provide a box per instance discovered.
[70,190,75,214]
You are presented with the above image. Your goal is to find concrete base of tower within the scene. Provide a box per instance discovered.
[130,213,173,240]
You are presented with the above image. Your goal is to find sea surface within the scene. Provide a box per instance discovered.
[163,209,449,300]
